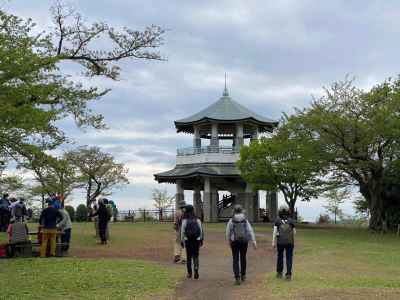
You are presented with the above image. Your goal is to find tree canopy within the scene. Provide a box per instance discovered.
[289,78,400,231]
[0,3,164,164]
[65,146,129,208]
[237,117,327,217]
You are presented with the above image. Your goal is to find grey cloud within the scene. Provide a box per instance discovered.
[9,0,400,221]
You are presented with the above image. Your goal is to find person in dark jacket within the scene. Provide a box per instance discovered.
[39,200,62,257]
[0,193,11,232]
[91,199,110,245]
[272,208,296,281]
[180,205,203,279]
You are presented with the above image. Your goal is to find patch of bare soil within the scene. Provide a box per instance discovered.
[175,231,274,300]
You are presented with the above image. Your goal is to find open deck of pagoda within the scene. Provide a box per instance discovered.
[154,86,279,222]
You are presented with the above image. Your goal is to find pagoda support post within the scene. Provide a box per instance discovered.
[236,123,244,150]
[251,127,259,143]
[238,183,259,223]
[203,177,218,222]
[193,187,202,219]
[175,180,185,210]
[266,191,278,222]
[211,123,219,148]
[193,125,201,149]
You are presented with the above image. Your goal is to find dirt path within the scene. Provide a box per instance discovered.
[175,231,274,300]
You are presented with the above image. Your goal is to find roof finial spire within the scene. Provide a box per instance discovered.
[223,73,229,96]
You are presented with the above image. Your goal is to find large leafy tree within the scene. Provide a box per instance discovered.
[65,146,129,208]
[0,3,164,164]
[292,78,400,231]
[237,118,327,217]
[20,149,80,207]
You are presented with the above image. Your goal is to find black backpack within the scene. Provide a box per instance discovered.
[277,221,294,245]
[184,218,201,239]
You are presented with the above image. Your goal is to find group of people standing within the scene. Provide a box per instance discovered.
[174,203,296,285]
[0,194,30,232]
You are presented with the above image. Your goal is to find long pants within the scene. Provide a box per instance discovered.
[61,229,71,251]
[174,231,186,261]
[231,241,248,279]
[277,244,294,275]
[99,222,108,243]
[40,229,57,257]
[184,239,200,275]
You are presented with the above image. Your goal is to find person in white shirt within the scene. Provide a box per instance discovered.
[57,207,72,252]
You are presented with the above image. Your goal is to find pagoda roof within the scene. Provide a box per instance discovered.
[154,163,241,184]
[175,88,278,133]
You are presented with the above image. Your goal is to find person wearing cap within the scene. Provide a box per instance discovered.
[39,199,62,257]
[173,202,187,263]
[226,204,257,285]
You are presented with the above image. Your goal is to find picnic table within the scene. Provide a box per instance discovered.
[13,230,65,258]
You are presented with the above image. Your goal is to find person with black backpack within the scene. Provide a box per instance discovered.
[272,208,296,281]
[226,204,257,285]
[180,205,203,279]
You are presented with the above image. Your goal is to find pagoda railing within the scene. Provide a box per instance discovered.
[177,146,239,156]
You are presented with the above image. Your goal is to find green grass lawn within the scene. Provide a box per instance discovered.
[1,222,400,299]
[0,258,180,300]
[260,226,400,299]
[0,222,182,300]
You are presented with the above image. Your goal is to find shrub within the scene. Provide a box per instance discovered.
[64,205,75,222]
[75,204,88,222]
[317,214,331,224]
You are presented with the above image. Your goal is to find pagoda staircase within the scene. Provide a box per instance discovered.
[217,194,236,221]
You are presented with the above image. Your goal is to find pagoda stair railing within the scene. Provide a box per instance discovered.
[217,194,235,214]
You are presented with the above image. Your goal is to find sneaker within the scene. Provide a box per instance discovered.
[241,275,246,282]
[234,278,241,286]
[276,272,283,279]
[187,273,192,279]
[173,256,181,263]
[194,271,199,279]
[285,274,292,281]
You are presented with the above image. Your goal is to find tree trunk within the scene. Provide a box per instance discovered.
[362,178,387,232]
[288,199,296,219]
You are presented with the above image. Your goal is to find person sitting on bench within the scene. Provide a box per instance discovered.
[7,218,30,257]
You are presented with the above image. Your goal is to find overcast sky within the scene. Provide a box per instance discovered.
[6,0,400,221]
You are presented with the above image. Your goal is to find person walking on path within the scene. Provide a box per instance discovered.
[181,204,203,279]
[272,208,296,281]
[90,199,111,245]
[226,204,257,285]
[173,203,187,263]
[57,206,72,252]
[39,200,62,257]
